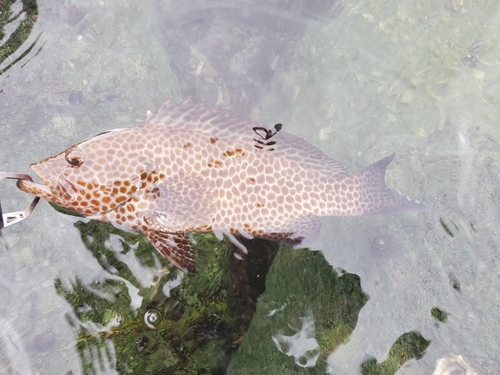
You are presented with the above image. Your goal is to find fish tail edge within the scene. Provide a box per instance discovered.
[353,153,428,215]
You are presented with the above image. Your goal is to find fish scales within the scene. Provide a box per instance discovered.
[17,98,426,272]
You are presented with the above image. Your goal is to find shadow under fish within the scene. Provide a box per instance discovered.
[18,98,427,272]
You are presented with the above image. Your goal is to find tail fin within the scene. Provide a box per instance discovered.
[353,153,428,215]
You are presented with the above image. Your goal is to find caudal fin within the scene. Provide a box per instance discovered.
[353,153,428,215]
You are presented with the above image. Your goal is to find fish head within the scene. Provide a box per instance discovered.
[18,129,156,216]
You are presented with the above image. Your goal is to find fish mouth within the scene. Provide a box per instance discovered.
[17,178,52,196]
[17,164,76,203]
[17,164,52,197]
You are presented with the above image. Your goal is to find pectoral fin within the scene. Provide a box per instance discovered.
[144,173,217,233]
[144,230,195,272]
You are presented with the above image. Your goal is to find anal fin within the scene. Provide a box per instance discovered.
[145,230,195,272]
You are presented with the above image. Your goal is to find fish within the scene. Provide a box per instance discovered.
[17,98,426,272]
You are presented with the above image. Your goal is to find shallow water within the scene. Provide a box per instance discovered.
[1,0,500,373]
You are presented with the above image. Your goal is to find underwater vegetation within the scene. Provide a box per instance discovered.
[360,331,430,375]
[56,220,279,374]
[53,219,432,374]
[228,245,369,374]
[0,0,40,75]
[54,218,369,374]
[431,307,448,323]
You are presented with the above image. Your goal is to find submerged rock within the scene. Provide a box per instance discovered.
[432,353,478,375]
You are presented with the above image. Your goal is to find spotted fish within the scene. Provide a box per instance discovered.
[18,98,425,272]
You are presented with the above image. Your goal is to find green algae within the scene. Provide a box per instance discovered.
[228,246,369,374]
[52,220,382,374]
[431,307,448,323]
[56,220,279,374]
[360,331,431,375]
[0,0,39,75]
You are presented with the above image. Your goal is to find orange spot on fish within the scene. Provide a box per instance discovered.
[116,196,127,204]
[208,159,223,168]
[146,172,165,183]
[209,137,218,144]
[103,196,111,204]
[222,149,245,157]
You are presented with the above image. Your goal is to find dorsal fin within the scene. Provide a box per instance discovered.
[143,98,348,178]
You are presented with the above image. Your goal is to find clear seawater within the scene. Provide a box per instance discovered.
[1,0,500,373]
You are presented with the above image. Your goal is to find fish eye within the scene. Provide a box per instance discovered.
[65,148,85,167]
